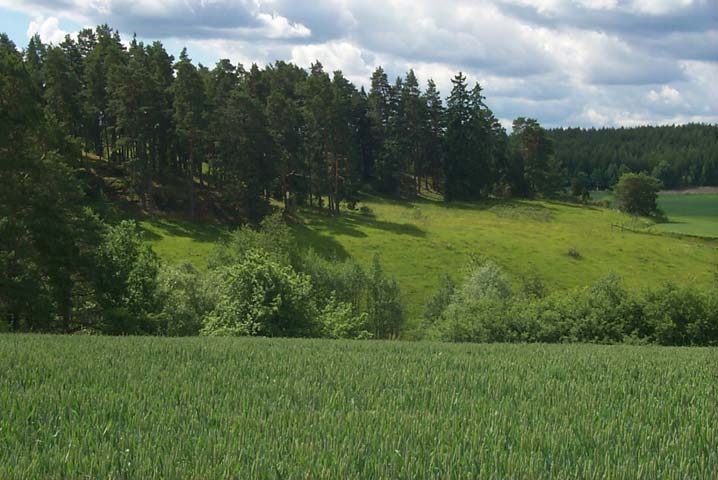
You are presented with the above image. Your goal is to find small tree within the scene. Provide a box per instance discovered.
[614,173,662,216]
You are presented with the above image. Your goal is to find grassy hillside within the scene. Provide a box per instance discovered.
[2,335,716,479]
[136,192,717,323]
[293,194,717,321]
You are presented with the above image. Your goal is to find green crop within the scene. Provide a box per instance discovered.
[1,335,716,478]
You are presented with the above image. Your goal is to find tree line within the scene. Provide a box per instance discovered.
[552,124,718,192]
[14,25,561,220]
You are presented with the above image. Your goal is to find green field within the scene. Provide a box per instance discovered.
[652,194,718,238]
[1,335,716,479]
[139,194,718,324]
[592,190,718,238]
[293,194,717,321]
[139,217,228,268]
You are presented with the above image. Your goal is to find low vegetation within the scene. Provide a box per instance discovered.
[1,335,716,478]
[425,258,718,345]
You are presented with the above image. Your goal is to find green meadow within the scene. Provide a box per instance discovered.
[1,335,716,479]
[141,194,717,323]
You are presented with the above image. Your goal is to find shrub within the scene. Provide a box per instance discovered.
[209,213,293,268]
[94,220,160,334]
[295,249,367,312]
[643,285,716,346]
[614,173,662,216]
[201,249,318,337]
[319,296,371,339]
[423,274,456,325]
[156,263,210,336]
[367,254,404,338]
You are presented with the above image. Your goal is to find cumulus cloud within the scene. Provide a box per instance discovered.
[1,0,716,127]
[27,15,67,44]
[648,85,682,105]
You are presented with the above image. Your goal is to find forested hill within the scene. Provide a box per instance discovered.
[550,124,718,190]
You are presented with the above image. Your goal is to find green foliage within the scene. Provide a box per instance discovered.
[210,212,293,267]
[551,124,718,190]
[614,172,662,216]
[95,220,160,334]
[367,254,404,338]
[201,249,318,337]
[156,263,209,336]
[318,296,371,339]
[423,274,456,325]
[428,262,718,346]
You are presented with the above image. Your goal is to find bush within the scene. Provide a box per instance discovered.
[423,274,456,325]
[319,296,371,339]
[427,261,718,346]
[94,221,160,334]
[614,173,662,216]
[643,285,717,346]
[367,254,404,338]
[201,249,319,337]
[295,250,367,312]
[209,212,293,268]
[156,263,210,336]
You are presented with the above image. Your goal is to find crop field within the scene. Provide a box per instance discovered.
[591,190,718,238]
[651,194,718,238]
[1,335,716,478]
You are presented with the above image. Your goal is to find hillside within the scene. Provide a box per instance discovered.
[140,192,718,325]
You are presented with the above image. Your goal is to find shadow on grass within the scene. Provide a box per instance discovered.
[299,207,426,238]
[141,218,230,244]
[291,222,351,260]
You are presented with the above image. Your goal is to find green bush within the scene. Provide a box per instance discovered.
[643,285,717,346]
[94,220,160,334]
[201,249,319,337]
[318,296,371,339]
[428,261,718,346]
[156,263,210,336]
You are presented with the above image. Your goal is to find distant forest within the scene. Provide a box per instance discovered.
[5,25,716,224]
[552,124,718,191]
[4,24,567,222]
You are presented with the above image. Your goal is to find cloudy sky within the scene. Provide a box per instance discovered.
[1,0,716,128]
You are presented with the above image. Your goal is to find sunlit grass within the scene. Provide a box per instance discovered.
[1,335,716,479]
[294,194,717,323]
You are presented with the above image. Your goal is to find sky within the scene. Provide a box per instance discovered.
[1,0,716,128]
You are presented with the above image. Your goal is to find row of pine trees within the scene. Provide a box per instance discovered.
[20,24,559,220]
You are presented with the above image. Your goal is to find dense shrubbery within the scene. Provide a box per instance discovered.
[149,213,402,339]
[426,261,718,346]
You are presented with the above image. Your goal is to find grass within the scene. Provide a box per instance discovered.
[139,217,229,269]
[591,190,718,238]
[651,194,718,238]
[1,335,716,479]
[294,194,717,323]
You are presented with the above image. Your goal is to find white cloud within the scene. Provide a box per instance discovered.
[2,0,715,127]
[256,12,310,39]
[648,85,682,105]
[26,15,67,44]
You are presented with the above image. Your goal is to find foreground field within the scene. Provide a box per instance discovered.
[1,335,716,478]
